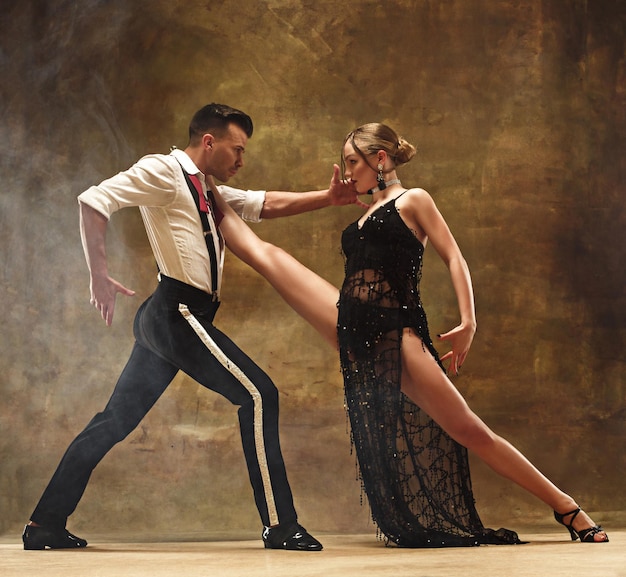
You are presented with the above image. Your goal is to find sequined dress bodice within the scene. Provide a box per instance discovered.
[338,195,438,362]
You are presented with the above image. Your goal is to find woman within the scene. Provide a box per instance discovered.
[330,123,608,546]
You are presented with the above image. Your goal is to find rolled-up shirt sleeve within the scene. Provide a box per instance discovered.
[217,185,266,223]
[77,154,177,219]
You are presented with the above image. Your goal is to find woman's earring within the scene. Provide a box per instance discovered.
[377,163,386,189]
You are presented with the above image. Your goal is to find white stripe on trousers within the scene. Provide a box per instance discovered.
[178,304,278,526]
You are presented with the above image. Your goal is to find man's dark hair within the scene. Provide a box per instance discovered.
[188,103,254,144]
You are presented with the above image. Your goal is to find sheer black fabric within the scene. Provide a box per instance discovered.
[337,194,521,547]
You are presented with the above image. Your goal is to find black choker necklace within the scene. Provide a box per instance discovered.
[367,179,401,195]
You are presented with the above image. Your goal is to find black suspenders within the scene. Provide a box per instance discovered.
[180,168,220,295]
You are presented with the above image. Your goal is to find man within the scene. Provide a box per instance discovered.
[23,103,356,551]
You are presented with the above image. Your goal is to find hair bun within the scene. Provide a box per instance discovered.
[395,136,416,165]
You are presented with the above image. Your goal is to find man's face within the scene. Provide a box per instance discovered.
[207,123,248,182]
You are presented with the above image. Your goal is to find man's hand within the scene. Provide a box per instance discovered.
[89,274,135,326]
[328,164,369,208]
[79,201,135,326]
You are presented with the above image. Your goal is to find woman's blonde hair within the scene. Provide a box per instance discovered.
[342,123,416,177]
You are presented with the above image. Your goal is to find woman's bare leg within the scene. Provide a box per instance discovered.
[400,329,607,541]
[252,243,340,348]
[263,248,608,541]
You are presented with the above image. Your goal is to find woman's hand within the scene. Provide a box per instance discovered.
[437,321,476,375]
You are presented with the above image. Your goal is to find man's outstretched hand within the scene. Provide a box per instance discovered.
[328,164,369,208]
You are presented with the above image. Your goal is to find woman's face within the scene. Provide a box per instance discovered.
[343,141,377,194]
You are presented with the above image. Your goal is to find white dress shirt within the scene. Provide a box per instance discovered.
[77,149,266,296]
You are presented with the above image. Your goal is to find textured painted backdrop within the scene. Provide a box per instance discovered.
[1,0,625,540]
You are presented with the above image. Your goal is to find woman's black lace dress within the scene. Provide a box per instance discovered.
[337,194,521,547]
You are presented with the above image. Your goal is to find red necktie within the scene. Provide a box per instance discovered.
[188,174,224,226]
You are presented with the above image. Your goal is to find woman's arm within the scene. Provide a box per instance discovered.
[400,188,476,374]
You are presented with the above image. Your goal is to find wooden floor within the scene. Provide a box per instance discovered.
[2,530,623,577]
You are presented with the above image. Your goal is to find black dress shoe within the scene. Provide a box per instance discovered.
[22,524,88,550]
[262,522,323,551]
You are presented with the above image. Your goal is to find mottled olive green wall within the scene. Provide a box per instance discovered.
[1,0,624,539]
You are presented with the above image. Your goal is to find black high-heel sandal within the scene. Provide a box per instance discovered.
[553,507,609,543]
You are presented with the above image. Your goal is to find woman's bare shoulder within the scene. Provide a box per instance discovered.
[399,187,436,209]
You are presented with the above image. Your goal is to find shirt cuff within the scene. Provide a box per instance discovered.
[218,185,266,223]
[77,187,114,220]
[241,189,266,222]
